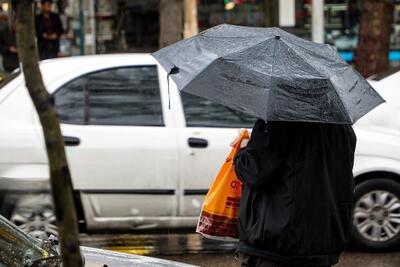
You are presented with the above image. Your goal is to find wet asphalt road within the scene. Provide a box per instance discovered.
[80,233,400,267]
[160,252,400,267]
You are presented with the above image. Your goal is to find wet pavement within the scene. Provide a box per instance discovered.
[80,233,400,267]
[160,252,400,267]
[80,232,236,255]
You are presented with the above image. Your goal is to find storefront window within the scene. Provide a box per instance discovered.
[295,0,400,66]
[198,0,271,31]
[322,1,360,51]
[197,1,312,41]
[62,0,84,57]
[95,0,159,53]
[292,0,311,40]
[324,0,400,67]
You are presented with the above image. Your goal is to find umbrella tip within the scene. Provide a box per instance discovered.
[170,65,180,75]
[274,35,281,40]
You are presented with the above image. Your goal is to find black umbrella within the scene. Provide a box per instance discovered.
[152,24,384,124]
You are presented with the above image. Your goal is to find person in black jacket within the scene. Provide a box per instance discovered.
[35,0,64,60]
[0,20,19,73]
[234,119,356,267]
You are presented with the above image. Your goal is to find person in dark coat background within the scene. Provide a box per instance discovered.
[35,0,64,60]
[0,19,19,73]
[234,119,357,267]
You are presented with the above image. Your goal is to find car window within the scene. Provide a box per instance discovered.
[54,66,163,126]
[181,92,255,128]
[54,76,86,124]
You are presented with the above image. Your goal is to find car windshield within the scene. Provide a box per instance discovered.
[28,255,63,267]
[0,70,20,90]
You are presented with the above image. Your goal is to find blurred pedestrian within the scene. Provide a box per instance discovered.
[35,0,63,60]
[234,120,356,267]
[0,19,19,73]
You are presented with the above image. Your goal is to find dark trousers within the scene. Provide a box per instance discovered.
[239,253,331,267]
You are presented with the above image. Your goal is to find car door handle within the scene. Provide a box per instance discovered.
[63,136,80,146]
[188,137,208,148]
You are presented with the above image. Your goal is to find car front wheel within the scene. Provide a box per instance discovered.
[10,194,58,240]
[352,178,400,250]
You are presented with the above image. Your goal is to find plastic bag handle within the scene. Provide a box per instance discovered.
[232,129,250,150]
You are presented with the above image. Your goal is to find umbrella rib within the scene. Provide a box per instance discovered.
[175,56,271,120]
[324,78,353,123]
[279,40,328,78]
[268,37,278,121]
[285,38,346,65]
[201,35,273,58]
[178,37,274,90]
[279,41,353,123]
[165,37,275,92]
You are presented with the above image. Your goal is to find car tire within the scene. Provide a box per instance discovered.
[10,194,58,240]
[0,194,17,219]
[352,178,400,251]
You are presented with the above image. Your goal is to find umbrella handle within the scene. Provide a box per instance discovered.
[167,74,171,109]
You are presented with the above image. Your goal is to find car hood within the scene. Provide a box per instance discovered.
[81,246,197,267]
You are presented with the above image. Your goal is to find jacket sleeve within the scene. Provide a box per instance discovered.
[35,15,43,39]
[234,119,285,190]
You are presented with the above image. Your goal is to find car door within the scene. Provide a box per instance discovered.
[53,65,179,229]
[177,92,255,217]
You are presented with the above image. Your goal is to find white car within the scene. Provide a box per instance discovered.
[358,68,400,131]
[0,54,399,251]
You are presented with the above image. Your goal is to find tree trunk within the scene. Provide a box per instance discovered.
[159,0,183,48]
[355,0,394,77]
[183,0,198,39]
[14,1,83,267]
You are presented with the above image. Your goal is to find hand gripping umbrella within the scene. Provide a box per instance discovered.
[152,24,384,124]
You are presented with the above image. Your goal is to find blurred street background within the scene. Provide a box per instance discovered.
[1,0,400,70]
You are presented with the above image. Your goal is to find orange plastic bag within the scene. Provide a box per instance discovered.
[196,130,250,241]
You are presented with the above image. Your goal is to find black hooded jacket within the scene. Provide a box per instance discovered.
[234,120,356,266]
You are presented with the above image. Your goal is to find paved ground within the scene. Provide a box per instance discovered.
[160,252,400,267]
[80,233,400,267]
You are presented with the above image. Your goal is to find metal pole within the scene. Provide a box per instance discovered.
[79,0,84,54]
[89,0,96,54]
[312,0,324,43]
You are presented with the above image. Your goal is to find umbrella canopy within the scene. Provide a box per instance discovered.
[152,24,384,124]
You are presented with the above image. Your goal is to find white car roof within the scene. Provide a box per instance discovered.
[36,54,161,94]
[39,53,156,78]
[0,54,160,102]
